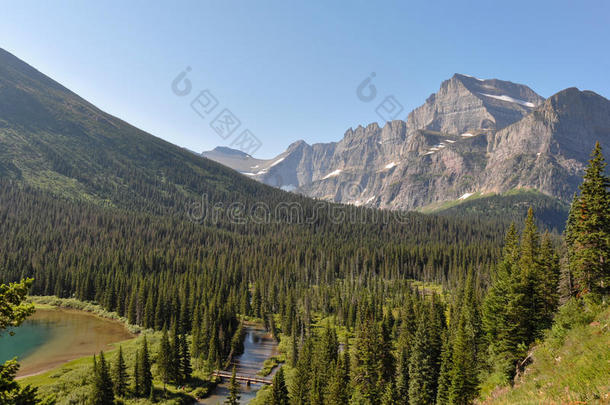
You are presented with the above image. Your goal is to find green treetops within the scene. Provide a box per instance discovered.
[566,142,610,296]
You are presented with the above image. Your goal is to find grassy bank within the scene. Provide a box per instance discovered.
[479,300,610,404]
[27,296,144,334]
[20,297,216,404]
[21,332,210,404]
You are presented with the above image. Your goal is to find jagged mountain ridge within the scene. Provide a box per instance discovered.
[204,74,609,210]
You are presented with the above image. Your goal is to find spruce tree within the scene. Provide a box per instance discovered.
[448,269,480,405]
[172,323,183,382]
[352,319,384,402]
[158,329,172,391]
[140,336,153,396]
[435,332,452,405]
[395,347,410,403]
[326,356,350,405]
[180,334,193,382]
[380,380,398,405]
[112,346,128,397]
[271,367,289,405]
[89,352,114,405]
[408,310,436,405]
[225,366,240,405]
[289,323,299,367]
[566,142,610,295]
[290,338,313,405]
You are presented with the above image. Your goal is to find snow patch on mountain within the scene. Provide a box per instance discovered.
[323,169,342,179]
[479,93,537,108]
[269,157,285,167]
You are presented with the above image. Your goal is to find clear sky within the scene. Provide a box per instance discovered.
[1,0,609,158]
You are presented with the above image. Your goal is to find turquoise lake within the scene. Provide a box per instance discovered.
[0,308,133,377]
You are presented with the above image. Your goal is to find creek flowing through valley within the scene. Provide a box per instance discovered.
[200,325,279,404]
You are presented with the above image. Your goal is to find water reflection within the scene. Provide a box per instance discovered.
[200,325,278,404]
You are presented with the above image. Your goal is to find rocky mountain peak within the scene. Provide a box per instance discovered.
[202,74,608,211]
[209,146,251,158]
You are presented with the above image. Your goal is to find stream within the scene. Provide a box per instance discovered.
[199,325,279,404]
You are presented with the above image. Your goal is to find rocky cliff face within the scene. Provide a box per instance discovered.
[203,74,609,210]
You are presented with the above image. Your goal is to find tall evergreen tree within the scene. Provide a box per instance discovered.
[352,319,385,403]
[290,338,313,405]
[408,308,437,405]
[326,356,350,405]
[271,367,289,405]
[566,142,610,295]
[89,352,114,405]
[435,332,452,405]
[225,366,240,405]
[112,346,128,397]
[157,329,172,391]
[140,336,153,397]
[448,269,480,405]
[483,210,559,382]
[179,334,193,382]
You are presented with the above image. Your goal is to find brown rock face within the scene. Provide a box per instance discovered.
[203,75,609,210]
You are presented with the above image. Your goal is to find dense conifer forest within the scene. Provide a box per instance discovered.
[1,144,608,404]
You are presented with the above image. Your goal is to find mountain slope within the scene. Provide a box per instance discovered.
[481,302,610,404]
[204,74,609,216]
[0,47,289,215]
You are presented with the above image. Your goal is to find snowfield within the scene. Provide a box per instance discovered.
[479,93,536,108]
[269,157,285,167]
[322,169,342,179]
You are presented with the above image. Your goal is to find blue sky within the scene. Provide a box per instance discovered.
[1,0,609,158]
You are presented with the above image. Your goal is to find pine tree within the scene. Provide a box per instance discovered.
[158,329,172,390]
[483,219,529,381]
[380,380,398,405]
[448,269,480,405]
[112,346,128,397]
[395,347,410,404]
[271,367,289,405]
[566,142,610,295]
[191,307,203,359]
[225,366,240,405]
[408,310,436,405]
[326,356,350,405]
[140,336,153,397]
[89,352,114,405]
[518,208,543,342]
[172,323,183,383]
[180,334,193,382]
[435,332,452,405]
[289,323,299,367]
[352,319,384,403]
[290,338,313,405]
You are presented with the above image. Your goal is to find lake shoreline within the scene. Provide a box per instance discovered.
[5,305,135,379]
[27,295,144,334]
